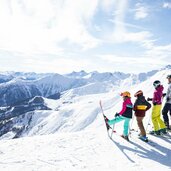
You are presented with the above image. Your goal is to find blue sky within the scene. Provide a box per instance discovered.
[0,0,171,74]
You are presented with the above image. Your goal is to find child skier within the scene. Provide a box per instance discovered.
[134,90,151,142]
[147,80,167,135]
[107,91,133,141]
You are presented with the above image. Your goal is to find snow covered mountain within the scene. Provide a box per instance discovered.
[0,78,42,106]
[65,70,89,78]
[0,69,159,107]
[0,66,171,171]
[0,74,85,106]
[0,96,51,138]
[35,73,86,97]
[0,66,170,139]
[0,71,51,83]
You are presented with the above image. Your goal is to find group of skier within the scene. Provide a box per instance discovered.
[106,74,171,142]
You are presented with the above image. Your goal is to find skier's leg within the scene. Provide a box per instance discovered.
[168,104,171,127]
[137,116,146,136]
[108,115,124,125]
[162,103,170,128]
[123,117,131,136]
[156,105,166,130]
[151,105,160,131]
[169,105,171,128]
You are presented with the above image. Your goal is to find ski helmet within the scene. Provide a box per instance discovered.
[153,80,161,88]
[134,90,143,97]
[167,75,171,79]
[120,91,131,98]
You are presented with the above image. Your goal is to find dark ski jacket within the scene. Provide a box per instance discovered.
[119,97,133,119]
[134,95,151,117]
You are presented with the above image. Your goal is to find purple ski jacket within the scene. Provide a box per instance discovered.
[152,85,164,105]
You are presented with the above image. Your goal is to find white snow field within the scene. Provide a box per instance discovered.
[0,129,170,171]
[0,68,171,171]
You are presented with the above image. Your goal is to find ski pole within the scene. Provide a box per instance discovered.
[99,100,105,116]
[129,114,135,137]
[145,111,151,133]
[110,119,115,139]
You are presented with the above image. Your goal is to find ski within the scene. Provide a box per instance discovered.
[99,100,112,132]
[147,132,171,139]
[99,100,131,142]
[99,100,118,140]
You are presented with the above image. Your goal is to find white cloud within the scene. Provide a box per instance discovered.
[134,3,148,20]
[92,53,168,73]
[145,44,171,61]
[108,0,151,44]
[109,19,146,30]
[0,0,170,74]
[141,39,156,49]
[24,58,91,74]
[0,0,153,54]
[112,31,152,43]
[163,2,171,9]
[100,0,116,12]
[98,54,166,65]
[0,51,93,74]
[0,0,100,54]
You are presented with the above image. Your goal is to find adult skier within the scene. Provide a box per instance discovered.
[147,80,167,135]
[107,91,133,141]
[162,75,171,130]
[134,90,151,142]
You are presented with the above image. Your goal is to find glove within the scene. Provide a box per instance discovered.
[166,97,170,102]
[147,97,152,101]
[162,93,166,97]
[115,113,120,117]
[153,102,157,105]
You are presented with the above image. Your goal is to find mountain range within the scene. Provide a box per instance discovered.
[0,65,171,139]
[0,65,171,171]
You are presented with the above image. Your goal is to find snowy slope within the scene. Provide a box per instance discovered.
[0,129,170,171]
[1,68,170,137]
[0,67,169,137]
[0,67,171,171]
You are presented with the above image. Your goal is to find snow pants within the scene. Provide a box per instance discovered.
[136,116,146,136]
[162,103,171,128]
[108,116,131,136]
[151,105,166,131]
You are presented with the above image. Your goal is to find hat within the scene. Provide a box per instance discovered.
[134,90,143,97]
[120,91,131,98]
[153,80,161,88]
[167,75,171,79]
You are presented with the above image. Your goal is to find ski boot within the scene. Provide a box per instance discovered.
[160,128,167,134]
[121,135,129,141]
[149,130,160,135]
[139,135,148,142]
